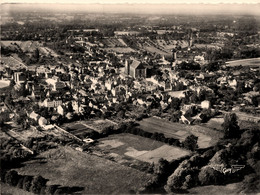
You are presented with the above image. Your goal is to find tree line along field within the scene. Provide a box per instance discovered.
[14,146,152,194]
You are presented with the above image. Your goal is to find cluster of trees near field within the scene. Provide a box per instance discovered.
[0,133,85,194]
[1,170,83,194]
[137,113,260,194]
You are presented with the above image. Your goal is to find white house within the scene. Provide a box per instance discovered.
[38,117,48,126]
[43,99,62,108]
[57,105,65,115]
[201,100,211,109]
[29,111,39,121]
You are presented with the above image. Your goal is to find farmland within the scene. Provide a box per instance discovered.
[137,117,222,148]
[226,57,260,67]
[62,119,117,135]
[104,47,135,53]
[1,40,58,57]
[96,133,190,164]
[14,146,152,194]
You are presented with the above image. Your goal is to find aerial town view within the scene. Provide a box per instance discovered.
[0,1,260,194]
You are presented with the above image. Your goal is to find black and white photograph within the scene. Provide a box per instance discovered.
[0,0,260,194]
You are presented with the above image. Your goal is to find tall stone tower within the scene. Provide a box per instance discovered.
[171,49,177,68]
[125,59,130,75]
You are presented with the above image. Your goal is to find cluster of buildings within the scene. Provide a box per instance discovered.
[1,24,260,128]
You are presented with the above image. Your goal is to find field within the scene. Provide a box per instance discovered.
[14,146,152,194]
[1,183,33,195]
[1,56,27,69]
[226,57,260,67]
[104,47,135,53]
[188,182,241,194]
[203,116,224,131]
[61,123,94,138]
[1,40,58,57]
[97,133,190,164]
[144,46,170,56]
[138,117,222,148]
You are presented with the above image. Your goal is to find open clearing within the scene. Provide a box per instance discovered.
[138,117,222,148]
[188,182,241,195]
[97,133,190,164]
[14,146,152,194]
[1,183,33,195]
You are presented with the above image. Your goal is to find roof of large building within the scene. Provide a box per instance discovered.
[130,59,146,69]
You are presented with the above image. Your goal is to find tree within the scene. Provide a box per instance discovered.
[182,135,198,151]
[23,176,32,191]
[17,177,24,189]
[117,110,125,118]
[45,185,57,195]
[30,175,47,194]
[198,166,224,185]
[33,48,40,60]
[5,170,19,186]
[0,112,9,127]
[54,189,63,194]
[153,158,169,176]
[222,113,240,138]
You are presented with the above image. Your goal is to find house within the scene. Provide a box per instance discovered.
[201,100,211,109]
[13,72,26,84]
[181,114,194,125]
[38,117,48,126]
[46,76,65,91]
[57,105,65,115]
[125,59,147,79]
[228,79,237,89]
[43,99,62,108]
[29,111,39,121]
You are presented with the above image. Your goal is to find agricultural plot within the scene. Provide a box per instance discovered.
[14,146,152,194]
[203,116,224,131]
[61,122,94,138]
[226,57,260,67]
[38,47,58,57]
[144,46,171,56]
[138,117,222,148]
[81,119,118,133]
[104,47,135,53]
[1,56,27,69]
[97,133,190,164]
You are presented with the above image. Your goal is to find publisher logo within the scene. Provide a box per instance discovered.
[209,164,245,175]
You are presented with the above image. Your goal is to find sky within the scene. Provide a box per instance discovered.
[1,0,260,4]
[1,1,260,15]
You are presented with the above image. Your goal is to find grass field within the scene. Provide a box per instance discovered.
[203,116,224,131]
[138,117,222,148]
[97,133,190,164]
[188,182,241,194]
[1,183,33,195]
[104,47,135,53]
[14,146,152,194]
